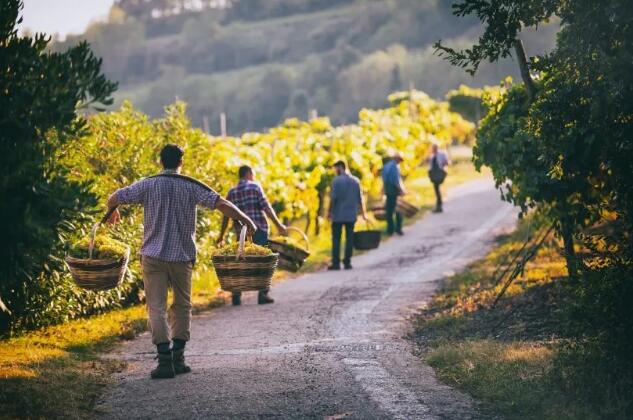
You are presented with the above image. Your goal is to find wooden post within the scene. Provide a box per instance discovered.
[220,112,227,138]
[315,189,325,235]
[408,81,416,118]
[305,212,311,235]
[202,115,210,134]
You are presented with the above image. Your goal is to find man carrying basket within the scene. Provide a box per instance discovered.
[382,153,406,236]
[106,144,257,379]
[216,165,288,306]
[328,160,368,270]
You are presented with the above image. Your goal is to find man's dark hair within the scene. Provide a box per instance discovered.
[238,165,252,179]
[160,144,184,169]
[333,160,346,170]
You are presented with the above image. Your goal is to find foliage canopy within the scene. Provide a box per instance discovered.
[439,0,633,412]
[0,0,117,331]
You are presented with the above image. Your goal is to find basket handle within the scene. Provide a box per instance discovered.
[236,225,248,261]
[286,226,310,251]
[89,206,119,260]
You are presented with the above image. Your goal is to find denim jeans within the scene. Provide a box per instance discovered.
[252,229,268,246]
[332,222,355,266]
[385,194,403,234]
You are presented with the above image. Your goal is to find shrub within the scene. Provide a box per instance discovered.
[0,0,117,334]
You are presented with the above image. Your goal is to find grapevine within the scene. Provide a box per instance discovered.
[58,90,474,281]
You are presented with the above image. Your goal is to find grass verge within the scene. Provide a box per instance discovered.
[0,295,225,419]
[0,305,147,418]
[0,150,482,418]
[411,217,631,419]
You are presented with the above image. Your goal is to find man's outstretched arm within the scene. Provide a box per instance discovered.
[215,197,257,236]
[264,206,287,235]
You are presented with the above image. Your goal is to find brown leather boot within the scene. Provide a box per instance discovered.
[151,352,175,379]
[172,348,192,375]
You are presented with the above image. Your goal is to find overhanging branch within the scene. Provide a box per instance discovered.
[514,39,536,102]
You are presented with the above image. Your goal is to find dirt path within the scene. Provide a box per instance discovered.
[98,178,516,419]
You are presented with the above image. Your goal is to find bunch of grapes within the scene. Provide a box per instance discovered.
[270,235,307,252]
[213,242,272,256]
[69,234,128,260]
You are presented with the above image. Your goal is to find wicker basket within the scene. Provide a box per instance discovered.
[371,198,419,219]
[65,209,130,291]
[276,254,303,272]
[212,226,279,292]
[373,208,387,221]
[268,227,310,272]
[396,198,419,217]
[354,222,381,250]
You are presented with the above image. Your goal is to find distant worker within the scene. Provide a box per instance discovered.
[427,144,450,213]
[328,160,367,270]
[217,165,287,305]
[382,153,406,236]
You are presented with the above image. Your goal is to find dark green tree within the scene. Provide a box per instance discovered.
[437,0,633,277]
[0,0,117,333]
[439,2,633,412]
[434,0,560,100]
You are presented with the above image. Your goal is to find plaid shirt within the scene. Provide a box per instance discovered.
[227,179,270,233]
[115,171,219,262]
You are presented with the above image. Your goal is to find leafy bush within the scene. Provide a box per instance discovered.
[439,1,633,414]
[552,263,633,417]
[0,0,117,334]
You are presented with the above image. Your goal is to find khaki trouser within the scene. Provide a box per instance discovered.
[141,256,193,345]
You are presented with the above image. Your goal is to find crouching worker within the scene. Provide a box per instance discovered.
[106,144,257,379]
[216,165,288,306]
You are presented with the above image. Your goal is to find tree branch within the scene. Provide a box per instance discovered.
[514,39,536,102]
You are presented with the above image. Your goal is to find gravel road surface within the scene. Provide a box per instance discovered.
[98,178,516,419]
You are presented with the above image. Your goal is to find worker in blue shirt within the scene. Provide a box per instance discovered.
[381,153,406,235]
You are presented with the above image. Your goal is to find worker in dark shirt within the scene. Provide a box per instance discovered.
[328,160,368,270]
[217,165,287,305]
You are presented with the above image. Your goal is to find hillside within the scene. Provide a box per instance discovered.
[53,0,558,133]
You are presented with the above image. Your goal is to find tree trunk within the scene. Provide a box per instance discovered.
[315,190,325,236]
[514,39,536,102]
[305,212,311,235]
[560,217,578,280]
